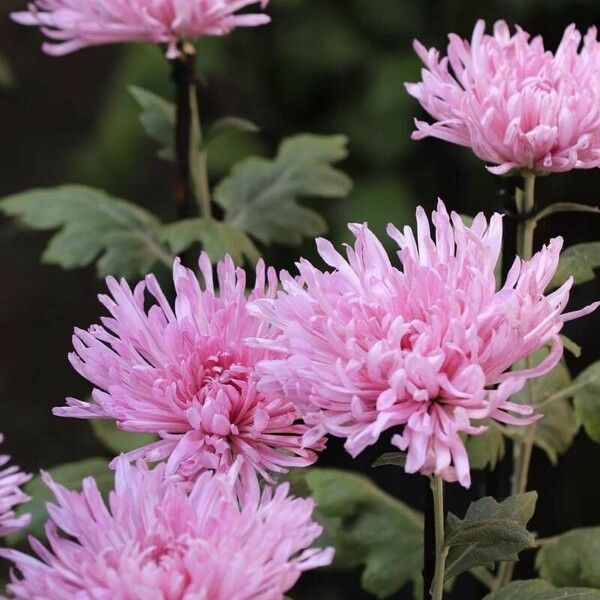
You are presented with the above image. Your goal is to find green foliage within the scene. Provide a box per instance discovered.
[513,351,578,463]
[484,580,600,599]
[536,528,600,589]
[8,458,113,545]
[466,426,506,471]
[572,361,600,443]
[130,86,175,161]
[444,493,537,580]
[206,117,260,146]
[372,452,407,469]
[0,185,173,278]
[0,53,15,89]
[550,242,600,290]
[160,217,260,264]
[289,468,423,599]
[90,420,158,455]
[214,134,353,245]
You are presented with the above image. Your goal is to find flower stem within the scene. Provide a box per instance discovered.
[496,171,537,588]
[424,475,447,600]
[171,44,212,221]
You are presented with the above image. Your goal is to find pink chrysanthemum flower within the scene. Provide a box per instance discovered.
[0,434,31,538]
[12,0,270,58]
[406,20,600,174]
[250,201,598,487]
[0,459,333,600]
[54,255,323,487]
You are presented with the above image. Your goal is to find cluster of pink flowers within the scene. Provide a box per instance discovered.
[0,435,31,538]
[12,0,270,57]
[250,201,598,487]
[1,459,332,599]
[407,20,600,174]
[56,255,324,490]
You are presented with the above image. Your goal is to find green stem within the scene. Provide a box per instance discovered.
[172,44,212,221]
[430,476,448,600]
[495,171,537,589]
[188,81,212,218]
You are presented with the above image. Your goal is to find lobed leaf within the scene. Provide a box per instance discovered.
[444,493,537,580]
[129,86,175,161]
[536,528,600,589]
[214,134,353,245]
[90,420,158,455]
[484,579,600,599]
[549,242,600,290]
[0,185,174,278]
[466,425,506,471]
[572,361,600,443]
[512,351,578,464]
[159,217,260,265]
[7,458,113,545]
[288,468,422,599]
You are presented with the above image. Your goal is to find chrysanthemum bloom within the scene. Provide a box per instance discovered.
[250,201,598,487]
[54,255,323,487]
[12,0,270,58]
[1,459,333,599]
[0,434,31,537]
[406,20,600,174]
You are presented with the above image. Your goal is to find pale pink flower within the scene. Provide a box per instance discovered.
[55,255,323,488]
[406,20,600,174]
[0,435,31,538]
[250,201,598,487]
[12,0,270,58]
[1,459,333,600]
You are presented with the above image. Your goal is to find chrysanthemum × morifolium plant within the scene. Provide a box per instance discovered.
[0,459,333,599]
[407,20,600,174]
[55,254,325,491]
[250,201,599,488]
[12,0,270,58]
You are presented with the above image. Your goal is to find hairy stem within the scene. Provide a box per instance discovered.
[427,476,447,600]
[496,171,537,588]
[171,45,212,221]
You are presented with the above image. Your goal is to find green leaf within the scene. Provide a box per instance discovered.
[129,86,175,161]
[549,242,600,290]
[206,116,260,145]
[573,361,600,443]
[90,420,158,455]
[536,528,600,589]
[214,134,353,245]
[534,202,600,223]
[288,468,423,599]
[0,185,174,278]
[0,53,15,89]
[444,492,537,580]
[7,458,113,545]
[484,580,600,599]
[372,452,407,469]
[513,351,577,464]
[466,425,506,470]
[561,335,582,358]
[160,217,260,265]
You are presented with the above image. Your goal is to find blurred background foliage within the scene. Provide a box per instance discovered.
[1,0,600,598]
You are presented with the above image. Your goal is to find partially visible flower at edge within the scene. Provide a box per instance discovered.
[54,254,325,491]
[406,20,600,175]
[0,458,333,600]
[12,0,271,58]
[249,200,599,487]
[0,434,31,538]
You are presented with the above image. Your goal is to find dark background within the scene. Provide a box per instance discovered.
[1,1,599,598]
